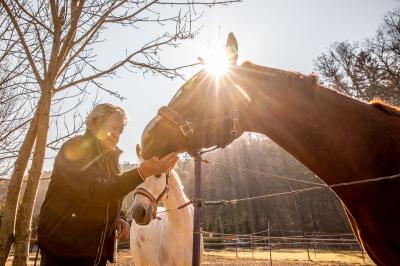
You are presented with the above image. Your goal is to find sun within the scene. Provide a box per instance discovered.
[205,50,230,77]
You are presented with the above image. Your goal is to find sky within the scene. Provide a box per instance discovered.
[44,0,400,170]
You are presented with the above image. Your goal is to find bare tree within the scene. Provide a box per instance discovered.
[0,0,240,265]
[0,5,32,177]
[314,8,400,105]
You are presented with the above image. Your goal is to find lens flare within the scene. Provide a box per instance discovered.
[205,51,229,77]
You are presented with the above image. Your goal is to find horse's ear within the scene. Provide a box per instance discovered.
[225,32,238,65]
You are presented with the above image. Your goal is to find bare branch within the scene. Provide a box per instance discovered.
[14,0,53,34]
[0,0,43,85]
[156,0,241,5]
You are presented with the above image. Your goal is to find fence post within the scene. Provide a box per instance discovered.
[264,231,267,251]
[192,155,202,266]
[313,233,316,259]
[361,248,365,263]
[268,221,272,266]
[236,236,239,259]
[250,234,254,259]
[305,233,311,261]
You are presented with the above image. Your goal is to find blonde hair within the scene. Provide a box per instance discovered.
[85,103,127,131]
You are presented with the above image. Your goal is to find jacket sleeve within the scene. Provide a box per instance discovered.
[53,138,144,203]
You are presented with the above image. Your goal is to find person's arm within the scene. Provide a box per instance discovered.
[54,138,178,203]
[54,138,143,202]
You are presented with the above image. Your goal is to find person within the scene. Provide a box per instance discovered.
[38,103,178,266]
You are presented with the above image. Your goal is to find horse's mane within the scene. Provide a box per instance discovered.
[241,61,400,118]
[240,61,319,88]
[370,99,400,117]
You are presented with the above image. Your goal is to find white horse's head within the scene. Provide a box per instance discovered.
[131,169,183,225]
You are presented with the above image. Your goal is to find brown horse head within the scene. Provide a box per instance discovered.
[141,33,252,159]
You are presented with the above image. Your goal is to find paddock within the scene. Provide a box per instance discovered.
[14,238,374,266]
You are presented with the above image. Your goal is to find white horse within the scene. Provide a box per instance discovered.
[130,170,203,266]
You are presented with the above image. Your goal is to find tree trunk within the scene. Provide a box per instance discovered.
[0,104,40,265]
[12,91,52,266]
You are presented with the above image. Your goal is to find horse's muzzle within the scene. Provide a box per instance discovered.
[131,205,152,225]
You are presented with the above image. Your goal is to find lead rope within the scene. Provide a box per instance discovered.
[155,200,194,215]
[330,173,400,188]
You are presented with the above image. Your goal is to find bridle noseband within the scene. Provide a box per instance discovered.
[157,105,240,154]
[158,106,195,137]
[133,172,170,222]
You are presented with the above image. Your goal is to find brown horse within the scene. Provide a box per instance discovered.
[140,33,400,266]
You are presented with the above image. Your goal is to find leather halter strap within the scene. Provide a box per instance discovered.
[158,106,238,137]
[134,172,170,220]
[158,106,240,155]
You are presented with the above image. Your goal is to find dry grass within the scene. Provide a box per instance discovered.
[9,249,375,265]
[203,248,374,265]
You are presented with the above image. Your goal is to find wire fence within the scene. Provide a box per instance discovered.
[201,226,368,264]
[203,231,360,249]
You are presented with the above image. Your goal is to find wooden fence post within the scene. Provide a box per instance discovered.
[305,233,311,261]
[192,156,202,266]
[268,221,272,266]
[250,234,254,259]
[313,234,316,259]
[362,248,365,263]
[236,236,239,259]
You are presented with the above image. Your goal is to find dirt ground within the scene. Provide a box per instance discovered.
[109,249,374,265]
[9,249,375,265]
[201,249,374,266]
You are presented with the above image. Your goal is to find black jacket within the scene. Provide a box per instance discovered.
[38,131,142,262]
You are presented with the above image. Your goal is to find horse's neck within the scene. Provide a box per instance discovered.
[239,66,399,185]
[163,177,192,222]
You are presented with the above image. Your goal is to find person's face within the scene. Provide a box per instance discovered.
[94,112,125,151]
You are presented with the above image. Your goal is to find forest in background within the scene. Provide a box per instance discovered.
[173,134,351,235]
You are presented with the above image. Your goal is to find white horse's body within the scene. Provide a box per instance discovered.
[130,171,203,266]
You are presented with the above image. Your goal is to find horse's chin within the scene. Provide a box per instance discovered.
[142,144,183,160]
[135,219,151,226]
[141,148,167,160]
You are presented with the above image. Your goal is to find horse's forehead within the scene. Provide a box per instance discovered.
[138,172,181,190]
[138,174,165,189]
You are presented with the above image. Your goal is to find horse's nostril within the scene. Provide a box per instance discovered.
[132,206,147,222]
[140,208,146,219]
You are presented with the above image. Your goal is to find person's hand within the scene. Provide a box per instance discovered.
[138,152,178,179]
[116,218,130,241]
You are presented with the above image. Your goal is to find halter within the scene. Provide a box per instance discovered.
[133,172,170,222]
[158,106,240,155]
